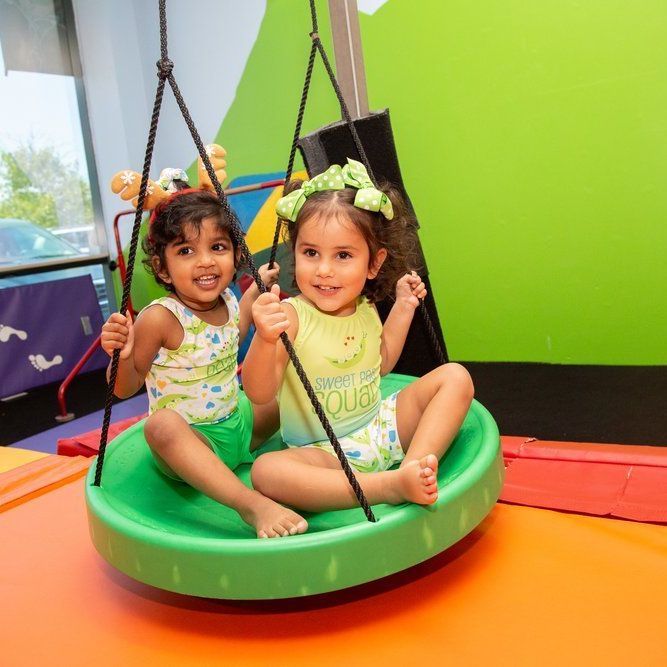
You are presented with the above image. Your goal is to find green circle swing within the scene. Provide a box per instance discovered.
[87,1,502,600]
[86,373,503,600]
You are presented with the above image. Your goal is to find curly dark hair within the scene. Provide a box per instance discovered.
[281,179,420,303]
[142,185,241,292]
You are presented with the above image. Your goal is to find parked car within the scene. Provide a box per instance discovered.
[0,218,81,265]
[51,224,99,254]
[0,218,110,318]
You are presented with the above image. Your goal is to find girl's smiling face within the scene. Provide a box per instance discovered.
[294,214,386,317]
[156,216,237,310]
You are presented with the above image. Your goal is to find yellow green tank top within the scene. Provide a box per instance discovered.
[278,296,382,446]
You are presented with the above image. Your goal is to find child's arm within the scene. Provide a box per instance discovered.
[100,308,166,398]
[379,272,427,375]
[242,285,297,405]
[238,262,281,342]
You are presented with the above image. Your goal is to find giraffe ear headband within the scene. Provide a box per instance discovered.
[110,143,227,212]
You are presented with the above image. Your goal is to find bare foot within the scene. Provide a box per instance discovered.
[385,454,439,505]
[240,492,308,538]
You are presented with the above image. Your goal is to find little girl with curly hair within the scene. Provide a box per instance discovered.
[101,184,307,537]
[242,159,474,512]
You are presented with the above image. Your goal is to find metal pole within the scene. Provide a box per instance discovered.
[327,0,369,119]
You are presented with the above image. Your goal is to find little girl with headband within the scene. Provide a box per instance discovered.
[242,159,474,511]
[102,165,307,538]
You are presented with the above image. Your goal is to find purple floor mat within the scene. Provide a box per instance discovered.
[11,393,148,454]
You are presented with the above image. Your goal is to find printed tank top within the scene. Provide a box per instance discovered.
[143,289,240,424]
[278,296,382,446]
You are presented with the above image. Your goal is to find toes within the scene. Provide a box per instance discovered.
[285,513,308,534]
[282,517,307,535]
[280,516,308,536]
[258,526,280,539]
[268,517,303,538]
[279,519,298,536]
[252,499,309,539]
[268,523,289,538]
[425,474,438,487]
[424,454,439,470]
[295,519,308,534]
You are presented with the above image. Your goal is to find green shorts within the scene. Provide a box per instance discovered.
[152,394,254,481]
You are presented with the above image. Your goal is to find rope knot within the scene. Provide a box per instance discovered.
[309,31,320,41]
[156,58,174,78]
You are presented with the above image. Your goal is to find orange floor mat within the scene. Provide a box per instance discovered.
[2,479,666,666]
[0,454,91,511]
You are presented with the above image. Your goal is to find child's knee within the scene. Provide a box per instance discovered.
[250,452,279,493]
[144,409,182,450]
[441,363,474,402]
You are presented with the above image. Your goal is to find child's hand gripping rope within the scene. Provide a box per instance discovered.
[101,311,135,360]
[252,285,290,343]
[395,271,427,311]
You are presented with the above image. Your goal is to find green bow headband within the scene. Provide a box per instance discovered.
[276,158,394,222]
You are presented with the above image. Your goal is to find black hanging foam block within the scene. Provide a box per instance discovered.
[297,109,449,376]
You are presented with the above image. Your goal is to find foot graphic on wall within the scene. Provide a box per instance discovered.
[0,324,28,342]
[29,353,63,372]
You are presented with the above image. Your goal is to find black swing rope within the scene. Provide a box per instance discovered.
[94,0,377,522]
[267,40,316,268]
[268,0,447,366]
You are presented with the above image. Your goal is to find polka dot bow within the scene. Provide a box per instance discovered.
[276,158,394,222]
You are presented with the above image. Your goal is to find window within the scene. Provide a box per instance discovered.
[0,0,110,315]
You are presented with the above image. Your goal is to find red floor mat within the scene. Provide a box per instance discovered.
[56,413,146,457]
[55,427,667,522]
[500,436,667,522]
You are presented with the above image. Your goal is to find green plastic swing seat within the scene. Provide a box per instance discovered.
[85,373,503,599]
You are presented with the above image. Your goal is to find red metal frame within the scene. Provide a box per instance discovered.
[55,178,285,421]
[55,334,103,422]
[112,208,137,319]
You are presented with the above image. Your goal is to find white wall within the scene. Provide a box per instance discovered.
[72,0,265,252]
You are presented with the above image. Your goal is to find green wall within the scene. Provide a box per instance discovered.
[214,0,667,364]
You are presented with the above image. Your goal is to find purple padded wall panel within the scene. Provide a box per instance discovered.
[0,276,107,398]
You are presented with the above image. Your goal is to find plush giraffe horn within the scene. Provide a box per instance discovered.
[110,170,171,210]
[198,143,227,192]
